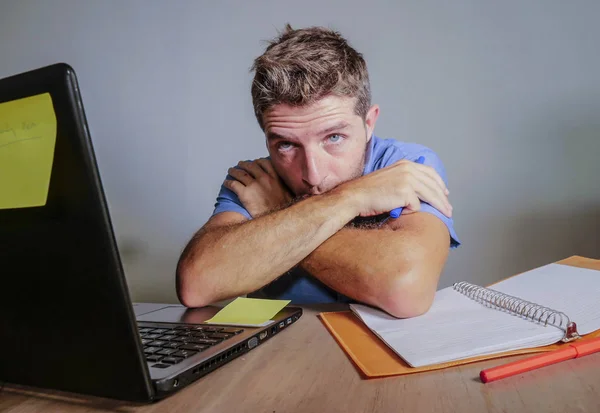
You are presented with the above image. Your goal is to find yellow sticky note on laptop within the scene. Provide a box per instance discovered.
[206,297,291,326]
[0,93,57,210]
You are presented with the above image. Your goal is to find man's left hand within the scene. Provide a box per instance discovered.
[224,158,293,217]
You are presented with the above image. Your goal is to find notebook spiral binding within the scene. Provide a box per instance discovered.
[453,281,581,342]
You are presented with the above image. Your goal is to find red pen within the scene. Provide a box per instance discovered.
[480,336,600,383]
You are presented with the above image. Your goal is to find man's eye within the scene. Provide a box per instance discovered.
[278,142,294,151]
[328,134,343,143]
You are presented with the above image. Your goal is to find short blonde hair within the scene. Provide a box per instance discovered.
[251,24,371,129]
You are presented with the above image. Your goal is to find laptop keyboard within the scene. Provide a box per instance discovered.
[138,325,244,369]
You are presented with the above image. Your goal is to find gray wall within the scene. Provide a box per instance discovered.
[1,0,599,303]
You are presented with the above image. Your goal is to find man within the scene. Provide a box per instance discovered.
[176,25,460,318]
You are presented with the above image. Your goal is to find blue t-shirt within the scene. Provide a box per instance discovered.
[211,135,460,304]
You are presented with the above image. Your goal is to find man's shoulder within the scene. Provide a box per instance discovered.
[367,136,444,174]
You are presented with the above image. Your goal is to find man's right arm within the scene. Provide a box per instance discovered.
[175,190,357,308]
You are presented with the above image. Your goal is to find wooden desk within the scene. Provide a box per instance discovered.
[2,256,600,412]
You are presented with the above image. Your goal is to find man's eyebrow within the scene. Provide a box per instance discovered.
[317,121,351,135]
[266,132,290,142]
[266,121,351,141]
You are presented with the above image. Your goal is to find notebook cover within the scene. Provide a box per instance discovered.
[319,256,600,378]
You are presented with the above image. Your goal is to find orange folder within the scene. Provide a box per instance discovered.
[319,256,600,378]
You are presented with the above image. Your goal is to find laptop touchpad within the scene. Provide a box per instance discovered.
[136,305,220,324]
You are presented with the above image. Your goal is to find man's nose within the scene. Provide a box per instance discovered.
[302,150,325,188]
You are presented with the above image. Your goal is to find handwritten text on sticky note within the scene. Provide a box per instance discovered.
[0,93,57,210]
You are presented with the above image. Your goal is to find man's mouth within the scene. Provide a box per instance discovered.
[301,189,322,197]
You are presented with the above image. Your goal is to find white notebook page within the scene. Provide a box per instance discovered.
[350,263,600,367]
[488,263,600,335]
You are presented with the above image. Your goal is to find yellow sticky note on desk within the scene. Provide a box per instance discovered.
[206,297,291,326]
[0,93,57,210]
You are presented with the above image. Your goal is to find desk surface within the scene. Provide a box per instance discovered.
[2,256,600,413]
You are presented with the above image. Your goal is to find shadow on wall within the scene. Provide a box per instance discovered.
[442,94,600,289]
[507,205,600,271]
[441,204,600,291]
[118,238,181,304]
[513,95,600,270]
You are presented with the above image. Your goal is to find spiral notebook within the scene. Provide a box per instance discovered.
[349,262,600,368]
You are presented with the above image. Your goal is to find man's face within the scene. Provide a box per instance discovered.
[262,95,379,197]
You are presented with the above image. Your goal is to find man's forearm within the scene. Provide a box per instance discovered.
[300,214,450,317]
[300,228,405,306]
[177,190,358,307]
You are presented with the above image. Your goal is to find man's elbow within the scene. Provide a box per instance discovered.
[176,263,213,308]
[380,291,435,319]
[377,269,439,319]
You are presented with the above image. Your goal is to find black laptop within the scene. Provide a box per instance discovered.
[0,63,302,402]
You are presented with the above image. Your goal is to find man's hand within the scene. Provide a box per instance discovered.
[224,158,293,217]
[337,159,453,218]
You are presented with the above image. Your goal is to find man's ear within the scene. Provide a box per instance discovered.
[365,104,380,141]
